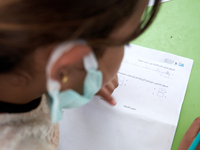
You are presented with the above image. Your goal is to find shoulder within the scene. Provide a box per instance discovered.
[0,95,59,150]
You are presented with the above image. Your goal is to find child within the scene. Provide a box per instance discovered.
[0,0,160,149]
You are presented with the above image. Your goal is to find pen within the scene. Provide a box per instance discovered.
[188,131,200,150]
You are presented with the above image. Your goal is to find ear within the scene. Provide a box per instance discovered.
[50,44,92,82]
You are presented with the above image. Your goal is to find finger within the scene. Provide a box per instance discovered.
[105,83,116,93]
[97,87,116,106]
[112,75,119,87]
[105,76,119,93]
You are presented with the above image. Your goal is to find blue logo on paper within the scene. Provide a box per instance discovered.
[178,64,184,67]
[174,62,184,67]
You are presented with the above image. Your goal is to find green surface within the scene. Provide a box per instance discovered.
[131,0,200,149]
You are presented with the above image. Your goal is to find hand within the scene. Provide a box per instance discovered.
[178,117,200,150]
[96,75,118,106]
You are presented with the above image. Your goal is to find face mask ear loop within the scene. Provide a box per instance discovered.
[47,78,61,122]
[83,52,98,71]
[51,92,60,122]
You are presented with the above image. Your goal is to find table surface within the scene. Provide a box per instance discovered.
[131,0,200,149]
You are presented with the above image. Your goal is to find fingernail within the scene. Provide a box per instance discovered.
[111,99,117,105]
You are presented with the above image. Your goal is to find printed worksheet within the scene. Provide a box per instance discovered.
[59,44,193,150]
[148,0,170,6]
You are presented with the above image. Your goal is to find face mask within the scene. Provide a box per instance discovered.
[46,41,102,123]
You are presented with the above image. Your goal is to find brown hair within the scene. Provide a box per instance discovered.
[0,0,160,73]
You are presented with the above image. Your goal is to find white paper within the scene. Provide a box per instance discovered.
[59,44,193,150]
[148,0,170,6]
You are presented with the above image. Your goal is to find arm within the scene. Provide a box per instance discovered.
[179,117,200,150]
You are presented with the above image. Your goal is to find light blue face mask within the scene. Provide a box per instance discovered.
[46,41,102,123]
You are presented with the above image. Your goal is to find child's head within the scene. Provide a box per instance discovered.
[0,0,160,104]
